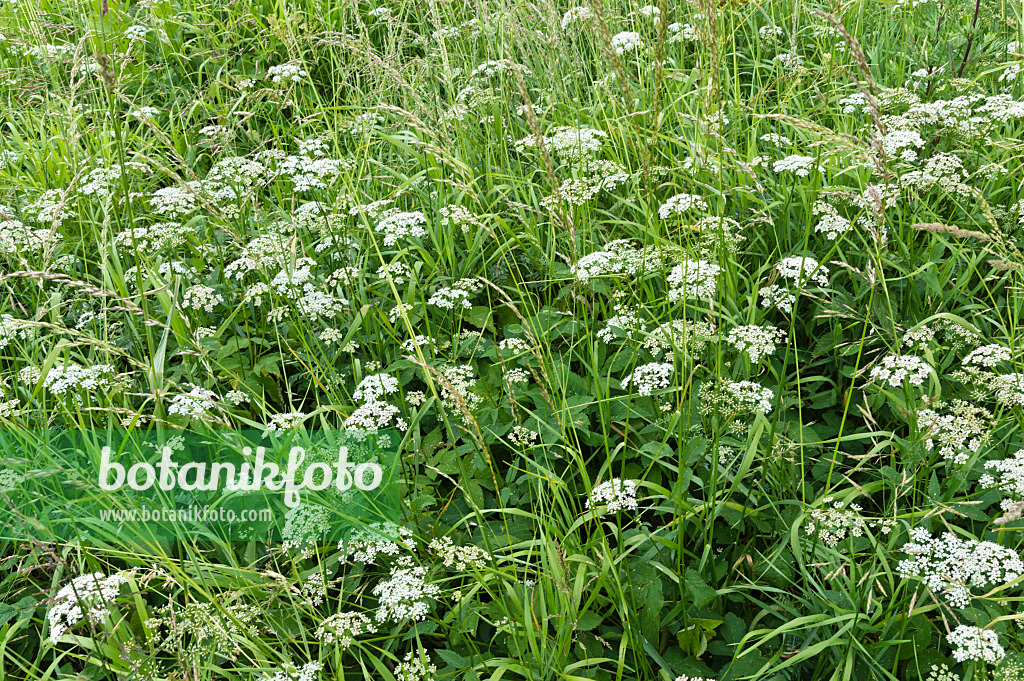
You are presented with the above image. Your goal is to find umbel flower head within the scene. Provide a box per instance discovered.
[897,528,1024,609]
[587,478,638,513]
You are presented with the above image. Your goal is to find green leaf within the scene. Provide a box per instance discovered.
[684,568,717,609]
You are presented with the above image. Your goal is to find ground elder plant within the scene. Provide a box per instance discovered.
[2,0,1024,678]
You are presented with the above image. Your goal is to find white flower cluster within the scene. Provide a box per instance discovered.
[169,385,219,420]
[429,536,489,570]
[882,130,927,161]
[964,344,1011,367]
[395,651,437,681]
[772,155,823,176]
[43,364,116,395]
[621,362,674,396]
[376,211,427,246]
[352,373,399,402]
[611,31,644,55]
[262,662,322,681]
[0,314,33,349]
[659,193,709,218]
[915,400,991,464]
[897,528,1024,609]
[181,284,223,312]
[667,259,720,299]
[642,319,715,356]
[775,256,829,287]
[727,325,785,364]
[805,498,895,547]
[869,354,932,388]
[725,380,775,413]
[983,450,1024,502]
[572,240,662,282]
[339,522,413,564]
[315,611,377,647]
[267,63,308,83]
[372,556,441,622]
[812,200,852,240]
[509,425,539,446]
[515,126,607,160]
[586,478,638,513]
[947,625,1005,663]
[428,279,482,310]
[991,373,1024,407]
[47,572,128,642]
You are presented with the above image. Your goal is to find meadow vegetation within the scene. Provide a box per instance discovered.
[1,0,1024,678]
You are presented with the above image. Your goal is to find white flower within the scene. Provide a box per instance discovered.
[587,478,638,513]
[964,344,1011,367]
[621,362,674,396]
[47,572,128,642]
[775,256,829,287]
[611,31,644,56]
[659,193,708,219]
[725,380,775,413]
[266,63,308,83]
[376,211,427,247]
[261,662,322,681]
[169,385,218,419]
[947,625,1005,663]
[316,612,377,647]
[668,259,720,299]
[727,325,785,364]
[870,354,932,388]
[772,155,823,176]
[353,373,400,403]
[372,557,441,622]
[898,528,1024,609]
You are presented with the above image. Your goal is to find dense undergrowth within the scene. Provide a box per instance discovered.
[1,0,1024,678]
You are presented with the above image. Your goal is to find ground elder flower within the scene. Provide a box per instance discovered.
[965,344,1011,367]
[169,386,218,420]
[267,63,307,83]
[775,256,829,287]
[516,126,607,160]
[0,314,33,349]
[727,325,785,364]
[805,497,895,547]
[915,400,992,464]
[659,193,708,219]
[429,536,489,570]
[344,402,408,431]
[47,572,128,642]
[353,374,400,403]
[870,354,932,388]
[262,662,322,681]
[991,373,1024,407]
[376,211,426,246]
[621,362,674,396]
[43,364,116,395]
[772,155,823,177]
[587,478,638,513]
[611,31,644,55]
[316,612,377,647]
[667,260,720,299]
[897,528,1024,609]
[509,425,539,446]
[372,557,441,622]
[725,380,775,413]
[947,625,1005,663]
[181,285,223,312]
[339,522,413,563]
[395,651,438,681]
